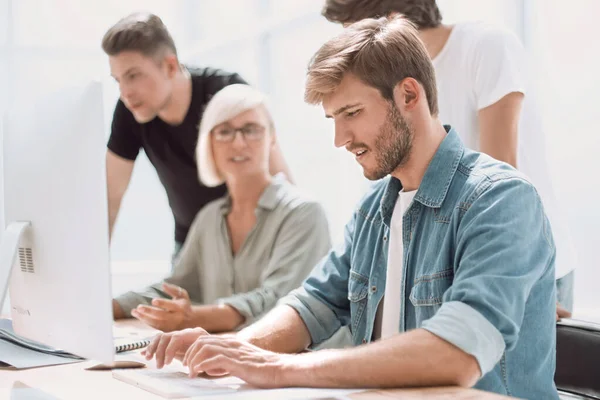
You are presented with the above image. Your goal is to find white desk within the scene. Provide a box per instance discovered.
[0,319,513,400]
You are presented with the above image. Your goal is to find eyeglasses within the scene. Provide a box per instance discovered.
[212,124,266,142]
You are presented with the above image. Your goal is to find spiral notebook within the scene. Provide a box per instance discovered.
[114,337,152,353]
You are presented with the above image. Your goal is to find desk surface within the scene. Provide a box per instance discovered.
[0,319,512,400]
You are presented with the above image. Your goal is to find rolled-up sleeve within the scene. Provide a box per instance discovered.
[421,177,555,376]
[219,202,331,324]
[279,211,357,347]
[422,301,505,375]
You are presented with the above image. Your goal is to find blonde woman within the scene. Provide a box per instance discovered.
[112,84,331,333]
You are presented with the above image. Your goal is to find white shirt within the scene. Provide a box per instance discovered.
[379,189,417,340]
[432,21,574,278]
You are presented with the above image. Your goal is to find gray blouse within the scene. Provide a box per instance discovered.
[115,175,332,325]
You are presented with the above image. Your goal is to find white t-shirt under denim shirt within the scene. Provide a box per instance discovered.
[432,21,575,279]
[373,189,417,340]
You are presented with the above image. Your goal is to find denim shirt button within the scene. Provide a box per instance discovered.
[371,286,377,293]
[362,338,367,344]
[383,235,388,241]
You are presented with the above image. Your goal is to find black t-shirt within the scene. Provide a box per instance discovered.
[107,67,247,243]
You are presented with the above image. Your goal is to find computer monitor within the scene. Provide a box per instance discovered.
[0,81,114,364]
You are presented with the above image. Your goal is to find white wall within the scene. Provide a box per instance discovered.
[439,0,524,34]
[525,0,600,317]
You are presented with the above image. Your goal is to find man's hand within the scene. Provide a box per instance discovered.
[556,302,572,321]
[182,335,295,387]
[142,327,210,369]
[131,283,193,332]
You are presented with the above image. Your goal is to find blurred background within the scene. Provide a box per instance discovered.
[0,0,598,319]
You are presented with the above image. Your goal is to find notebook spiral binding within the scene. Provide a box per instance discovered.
[115,339,151,353]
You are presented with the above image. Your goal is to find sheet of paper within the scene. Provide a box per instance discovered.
[0,339,84,369]
[0,319,79,357]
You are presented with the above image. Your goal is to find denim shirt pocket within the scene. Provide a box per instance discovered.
[409,268,453,321]
[347,270,369,339]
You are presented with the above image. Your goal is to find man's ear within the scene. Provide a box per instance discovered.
[392,78,420,112]
[163,54,179,78]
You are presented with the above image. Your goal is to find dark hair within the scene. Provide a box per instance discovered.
[101,12,177,58]
[322,0,442,29]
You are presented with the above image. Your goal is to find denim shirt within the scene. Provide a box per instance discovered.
[281,127,558,399]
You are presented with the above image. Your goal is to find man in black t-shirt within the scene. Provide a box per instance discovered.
[101,13,292,259]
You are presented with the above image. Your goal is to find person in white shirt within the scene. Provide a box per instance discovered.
[322,0,576,318]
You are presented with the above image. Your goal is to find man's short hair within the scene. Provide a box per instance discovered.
[305,16,438,116]
[322,0,442,29]
[101,12,177,58]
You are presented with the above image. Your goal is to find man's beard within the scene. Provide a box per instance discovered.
[365,103,414,181]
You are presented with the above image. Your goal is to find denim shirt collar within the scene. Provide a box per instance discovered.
[380,126,464,226]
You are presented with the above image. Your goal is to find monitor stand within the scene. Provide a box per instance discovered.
[0,222,31,313]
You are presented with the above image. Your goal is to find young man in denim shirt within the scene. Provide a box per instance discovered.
[142,16,558,399]
[322,0,575,323]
